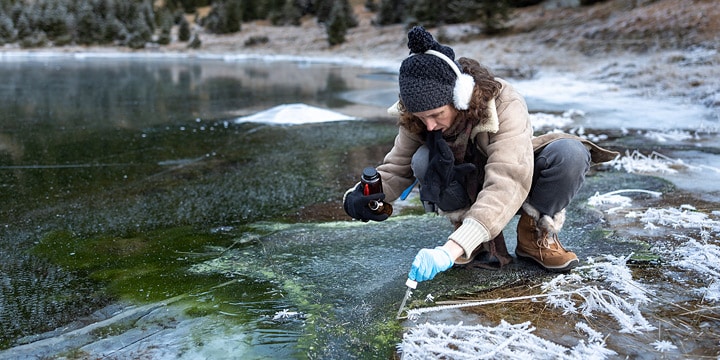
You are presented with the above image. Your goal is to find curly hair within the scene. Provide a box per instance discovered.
[397,57,502,136]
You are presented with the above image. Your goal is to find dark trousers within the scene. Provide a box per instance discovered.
[411,138,591,217]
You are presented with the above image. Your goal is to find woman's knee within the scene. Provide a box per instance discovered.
[538,139,590,171]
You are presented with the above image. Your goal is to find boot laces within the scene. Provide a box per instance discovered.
[534,230,559,261]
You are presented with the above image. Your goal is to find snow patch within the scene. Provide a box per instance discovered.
[233,103,356,125]
[529,109,580,130]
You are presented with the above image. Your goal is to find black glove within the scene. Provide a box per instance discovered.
[343,183,390,222]
[420,130,476,212]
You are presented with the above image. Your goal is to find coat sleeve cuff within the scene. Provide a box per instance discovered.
[448,218,491,261]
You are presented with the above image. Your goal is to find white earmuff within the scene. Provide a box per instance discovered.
[387,100,401,116]
[424,50,475,110]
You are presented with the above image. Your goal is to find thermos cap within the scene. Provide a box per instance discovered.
[362,167,379,180]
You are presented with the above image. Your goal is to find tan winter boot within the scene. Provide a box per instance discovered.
[516,203,579,272]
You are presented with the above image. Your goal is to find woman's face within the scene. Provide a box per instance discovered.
[413,104,458,132]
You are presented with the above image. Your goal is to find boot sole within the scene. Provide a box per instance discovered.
[515,250,579,273]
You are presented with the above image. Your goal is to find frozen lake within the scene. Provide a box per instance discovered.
[0,53,718,359]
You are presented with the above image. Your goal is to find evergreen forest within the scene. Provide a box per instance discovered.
[0,0,601,49]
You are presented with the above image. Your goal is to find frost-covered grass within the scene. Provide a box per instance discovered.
[399,320,616,360]
[672,237,720,302]
[399,254,657,359]
[610,149,720,176]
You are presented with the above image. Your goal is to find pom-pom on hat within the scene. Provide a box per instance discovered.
[397,26,475,113]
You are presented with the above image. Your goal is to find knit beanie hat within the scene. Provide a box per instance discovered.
[398,26,475,113]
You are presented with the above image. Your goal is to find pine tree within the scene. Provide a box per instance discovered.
[240,0,265,21]
[9,3,23,25]
[374,0,404,25]
[224,0,242,32]
[178,16,191,41]
[451,0,511,34]
[409,0,447,27]
[326,0,350,46]
[202,0,243,34]
[0,10,15,43]
[112,0,133,25]
[314,0,333,24]
[202,3,225,34]
[75,0,100,45]
[138,0,155,34]
[93,0,114,19]
[270,0,301,26]
[126,7,152,48]
[38,1,71,41]
[14,10,32,40]
[103,16,128,44]
[156,8,173,45]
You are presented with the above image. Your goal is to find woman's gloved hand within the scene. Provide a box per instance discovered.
[408,247,453,282]
[420,130,476,212]
[343,183,390,222]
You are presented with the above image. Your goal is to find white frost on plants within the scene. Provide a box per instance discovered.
[643,129,696,142]
[542,256,655,334]
[570,322,617,359]
[610,150,684,174]
[588,189,662,214]
[589,189,720,303]
[650,340,678,352]
[272,309,305,321]
[580,255,652,303]
[610,150,720,177]
[626,205,720,234]
[400,256,654,358]
[397,320,616,360]
[699,281,720,302]
[671,237,720,302]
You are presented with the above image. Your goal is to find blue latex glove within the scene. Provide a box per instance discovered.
[408,247,454,282]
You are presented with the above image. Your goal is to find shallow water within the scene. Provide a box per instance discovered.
[1,55,718,359]
[0,56,401,358]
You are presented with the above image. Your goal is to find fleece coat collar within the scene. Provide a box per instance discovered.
[471,97,499,136]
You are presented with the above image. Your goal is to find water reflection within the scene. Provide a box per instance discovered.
[0,57,398,356]
[0,58,390,130]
